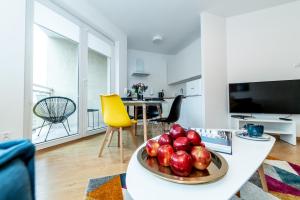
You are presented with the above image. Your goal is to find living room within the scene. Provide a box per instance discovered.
[0,0,300,200]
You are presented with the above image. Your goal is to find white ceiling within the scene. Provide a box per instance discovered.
[56,0,298,54]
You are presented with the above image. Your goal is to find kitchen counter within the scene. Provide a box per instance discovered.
[163,94,202,99]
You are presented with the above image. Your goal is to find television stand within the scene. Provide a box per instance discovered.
[231,114,252,119]
[230,118,296,145]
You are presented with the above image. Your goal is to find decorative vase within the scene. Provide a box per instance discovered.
[137,93,143,100]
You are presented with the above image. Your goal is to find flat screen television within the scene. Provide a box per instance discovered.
[229,79,300,114]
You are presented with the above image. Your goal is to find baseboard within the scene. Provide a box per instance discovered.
[36,130,105,153]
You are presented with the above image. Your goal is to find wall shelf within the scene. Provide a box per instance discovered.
[131,72,150,77]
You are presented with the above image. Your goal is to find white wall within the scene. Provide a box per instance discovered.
[35,1,80,43]
[50,0,128,94]
[201,12,228,129]
[127,49,169,97]
[226,1,300,136]
[127,49,189,97]
[0,0,26,139]
[227,1,300,83]
[167,38,201,84]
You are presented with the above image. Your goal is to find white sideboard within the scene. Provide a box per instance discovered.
[230,118,296,145]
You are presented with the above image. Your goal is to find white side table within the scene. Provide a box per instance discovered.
[126,133,275,200]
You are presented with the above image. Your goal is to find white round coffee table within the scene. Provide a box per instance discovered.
[126,133,275,200]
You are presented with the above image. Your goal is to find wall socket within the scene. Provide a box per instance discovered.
[0,131,11,141]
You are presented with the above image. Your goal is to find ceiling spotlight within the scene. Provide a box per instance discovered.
[152,34,163,44]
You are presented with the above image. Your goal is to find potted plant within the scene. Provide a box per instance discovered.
[132,83,148,100]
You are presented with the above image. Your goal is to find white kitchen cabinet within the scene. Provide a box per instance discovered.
[186,79,201,95]
[178,78,203,128]
[167,38,201,84]
[162,99,173,118]
[178,96,203,128]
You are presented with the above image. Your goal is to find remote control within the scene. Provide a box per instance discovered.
[279,117,292,121]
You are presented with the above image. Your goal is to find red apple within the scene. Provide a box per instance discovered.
[173,137,190,152]
[200,142,206,147]
[186,130,201,146]
[157,144,174,166]
[190,146,212,170]
[169,124,186,140]
[146,157,159,170]
[170,150,193,177]
[158,165,172,175]
[158,133,173,146]
[146,140,160,157]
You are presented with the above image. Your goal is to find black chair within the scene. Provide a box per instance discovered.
[151,95,184,131]
[33,96,76,141]
[134,105,162,120]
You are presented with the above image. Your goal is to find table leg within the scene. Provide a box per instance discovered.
[88,112,90,128]
[157,105,162,118]
[134,106,138,135]
[97,110,100,128]
[92,111,95,129]
[258,164,268,192]
[142,104,147,142]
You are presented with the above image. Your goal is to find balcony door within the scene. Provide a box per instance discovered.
[29,2,114,147]
[31,2,80,144]
[86,32,112,133]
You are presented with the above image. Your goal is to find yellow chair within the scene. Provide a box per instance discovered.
[98,94,137,162]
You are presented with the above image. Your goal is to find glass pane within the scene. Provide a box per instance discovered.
[32,24,79,144]
[87,47,109,131]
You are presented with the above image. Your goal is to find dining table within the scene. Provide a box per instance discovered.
[122,100,164,142]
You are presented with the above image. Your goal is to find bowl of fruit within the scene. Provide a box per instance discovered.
[137,124,229,184]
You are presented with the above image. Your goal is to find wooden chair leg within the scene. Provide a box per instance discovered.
[98,127,111,157]
[119,127,124,163]
[133,124,136,136]
[258,164,268,192]
[117,130,120,147]
[135,123,137,136]
[129,126,138,147]
[107,130,114,147]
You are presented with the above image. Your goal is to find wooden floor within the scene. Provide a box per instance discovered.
[35,129,300,200]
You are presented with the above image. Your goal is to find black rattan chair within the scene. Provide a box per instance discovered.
[33,96,76,141]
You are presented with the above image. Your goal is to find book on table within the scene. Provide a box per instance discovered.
[192,128,232,155]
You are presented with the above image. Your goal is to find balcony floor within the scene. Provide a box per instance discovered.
[32,122,106,144]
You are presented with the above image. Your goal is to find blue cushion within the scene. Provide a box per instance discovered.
[0,140,35,200]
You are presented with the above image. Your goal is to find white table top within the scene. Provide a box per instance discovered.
[126,132,275,200]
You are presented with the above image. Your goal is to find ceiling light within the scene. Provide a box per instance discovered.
[152,34,163,44]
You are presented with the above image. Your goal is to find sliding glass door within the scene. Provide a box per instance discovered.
[29,1,114,147]
[87,33,112,132]
[32,24,79,144]
[32,2,80,144]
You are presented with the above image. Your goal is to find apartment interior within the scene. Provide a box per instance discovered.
[1,0,300,200]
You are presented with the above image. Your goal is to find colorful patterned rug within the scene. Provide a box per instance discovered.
[249,157,300,200]
[85,173,129,200]
[85,158,300,200]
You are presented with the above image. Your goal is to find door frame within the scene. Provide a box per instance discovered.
[24,0,116,150]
